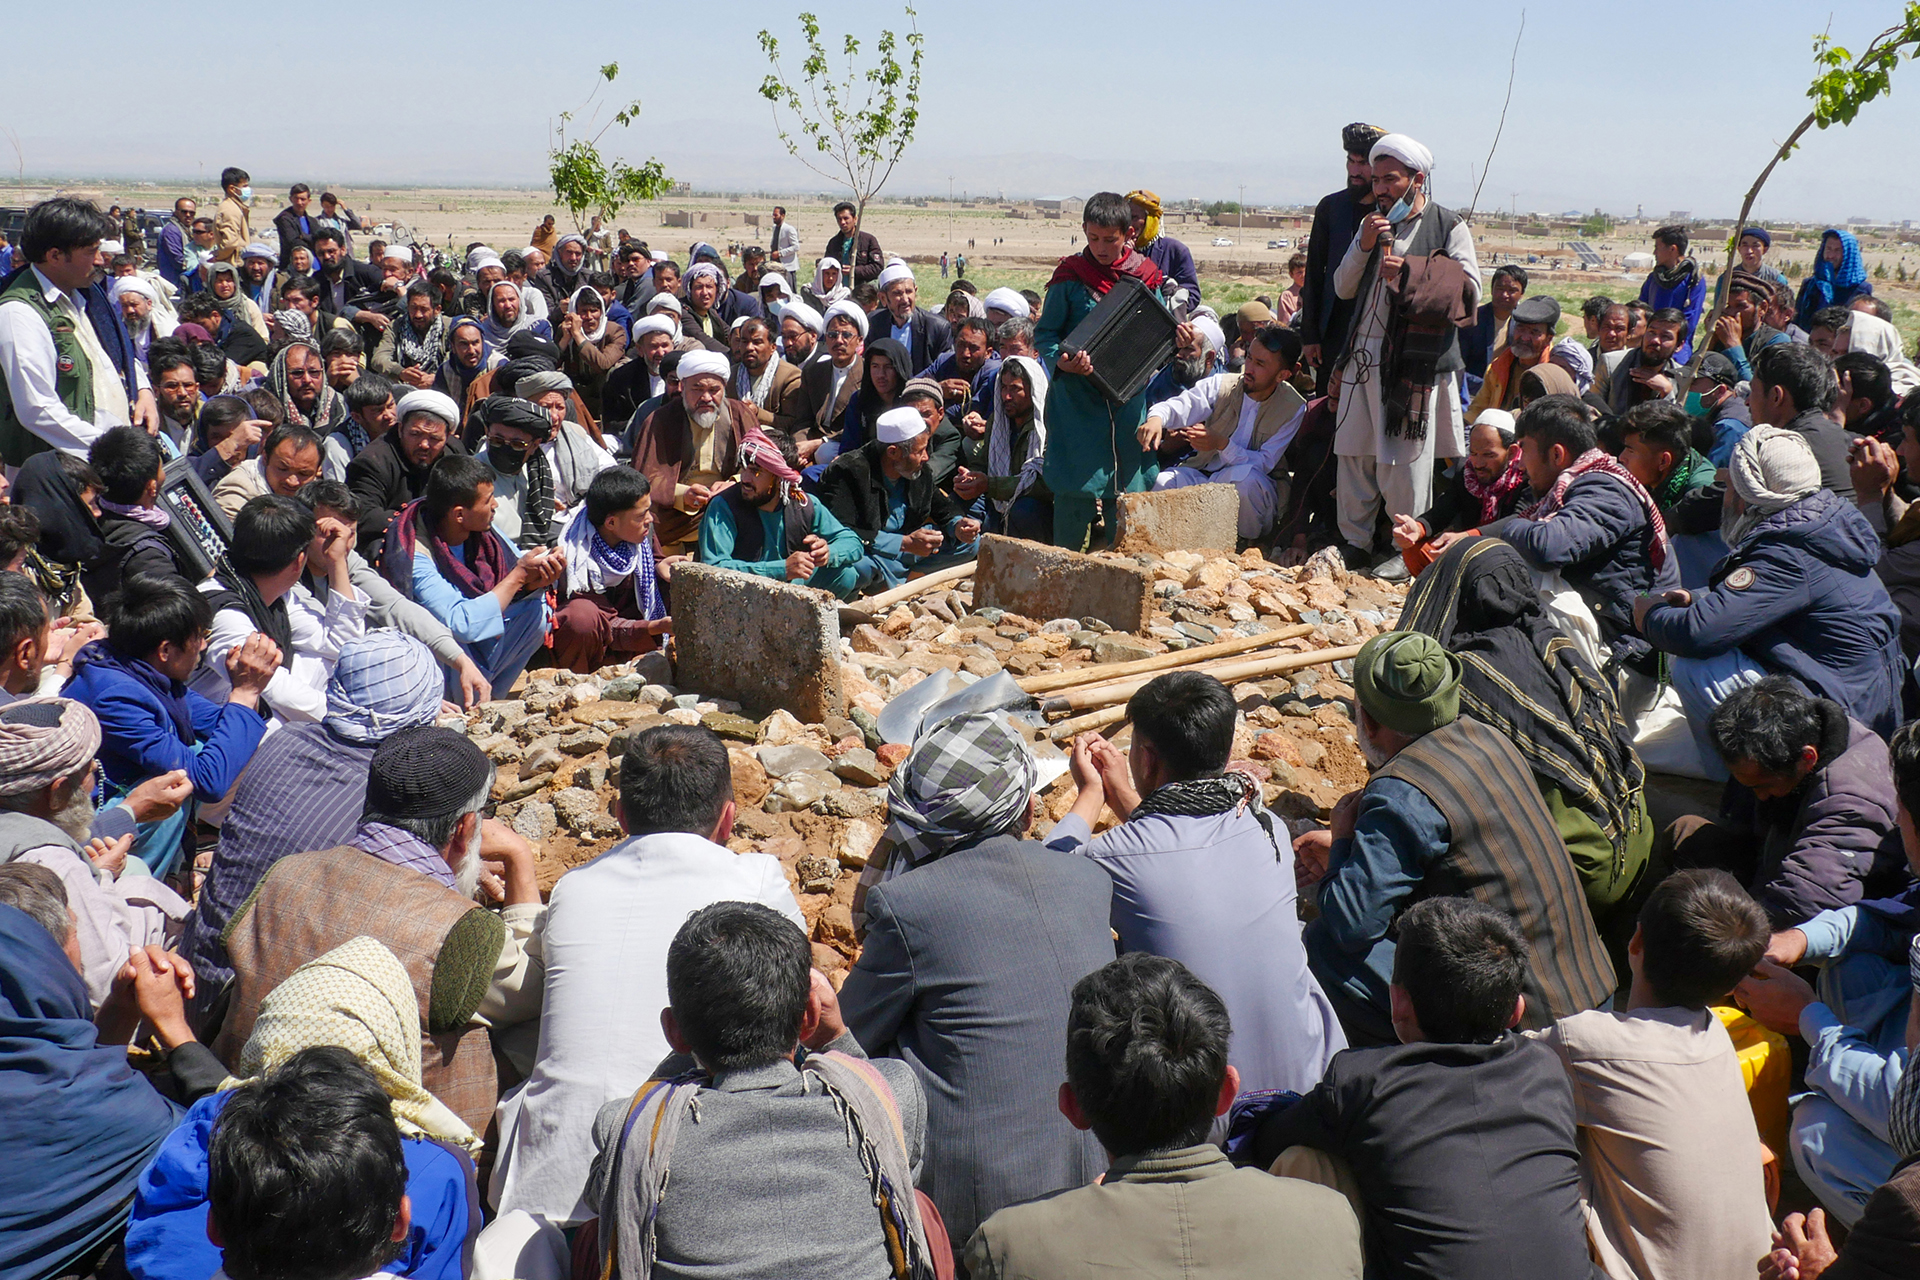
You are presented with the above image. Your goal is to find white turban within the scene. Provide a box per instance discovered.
[876,406,927,444]
[825,299,868,340]
[555,232,588,251]
[111,276,157,304]
[381,244,413,264]
[685,262,724,285]
[100,240,125,257]
[632,314,678,341]
[1725,424,1821,545]
[781,300,824,335]
[1190,316,1225,360]
[649,249,670,262]
[241,243,276,262]
[1369,133,1434,175]
[395,388,460,428]
[877,262,914,290]
[983,287,1030,319]
[647,294,683,316]
[468,250,504,274]
[677,350,730,382]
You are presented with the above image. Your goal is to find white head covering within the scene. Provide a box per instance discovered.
[632,314,678,341]
[780,300,824,335]
[1190,316,1225,361]
[100,239,125,256]
[825,299,868,340]
[395,388,460,428]
[684,262,724,286]
[381,244,413,265]
[467,249,505,275]
[876,262,914,290]
[555,232,588,252]
[649,249,670,262]
[729,315,753,334]
[568,285,609,343]
[758,273,795,301]
[677,350,729,382]
[519,245,544,259]
[810,257,850,306]
[646,293,683,317]
[1725,424,1821,545]
[241,243,276,263]
[1369,133,1434,175]
[1470,407,1517,443]
[986,354,1049,515]
[111,276,157,304]
[876,406,927,444]
[983,287,1030,320]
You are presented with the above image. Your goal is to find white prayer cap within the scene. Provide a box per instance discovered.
[1369,133,1434,175]
[876,262,914,290]
[101,239,125,256]
[381,244,413,263]
[111,276,156,303]
[467,249,504,273]
[519,246,544,259]
[781,300,824,334]
[241,242,276,262]
[875,406,927,444]
[730,315,753,333]
[983,287,1029,319]
[646,294,683,316]
[395,388,460,428]
[1193,304,1220,323]
[632,314,678,340]
[649,249,670,262]
[1190,315,1225,359]
[1470,408,1517,441]
[677,350,729,382]
[824,299,868,339]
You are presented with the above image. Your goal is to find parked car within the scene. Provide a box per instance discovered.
[1267,239,1291,250]
[1212,237,1234,247]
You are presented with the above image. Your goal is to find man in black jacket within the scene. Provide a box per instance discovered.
[823,201,885,287]
[272,183,318,270]
[818,406,979,594]
[1300,123,1385,395]
[345,388,465,557]
[1250,897,1598,1280]
[85,426,187,602]
[311,228,388,337]
[867,263,951,374]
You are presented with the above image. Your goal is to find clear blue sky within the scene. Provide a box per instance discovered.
[1,0,1912,222]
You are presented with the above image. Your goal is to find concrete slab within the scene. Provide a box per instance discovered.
[672,563,845,721]
[1113,485,1239,554]
[973,535,1153,633]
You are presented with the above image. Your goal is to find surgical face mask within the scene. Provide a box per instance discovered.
[238,185,253,204]
[1383,180,1420,226]
[489,442,530,474]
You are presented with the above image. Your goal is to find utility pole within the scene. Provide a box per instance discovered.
[1238,184,1245,241]
[949,175,954,244]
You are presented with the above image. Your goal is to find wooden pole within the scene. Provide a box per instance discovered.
[1017,624,1313,695]
[860,561,976,612]
[1045,703,1130,741]
[1042,644,1362,717]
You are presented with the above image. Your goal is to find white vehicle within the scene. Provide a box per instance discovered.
[1212,237,1234,247]
[1267,238,1291,250]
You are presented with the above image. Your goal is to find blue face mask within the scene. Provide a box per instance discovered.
[1384,186,1418,226]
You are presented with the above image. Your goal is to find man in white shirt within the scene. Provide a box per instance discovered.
[192,494,367,728]
[0,198,156,466]
[1141,324,1310,540]
[490,724,803,1222]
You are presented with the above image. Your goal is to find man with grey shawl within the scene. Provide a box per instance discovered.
[586,899,939,1280]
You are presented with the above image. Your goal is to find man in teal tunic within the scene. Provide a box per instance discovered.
[1037,191,1176,550]
[698,426,866,598]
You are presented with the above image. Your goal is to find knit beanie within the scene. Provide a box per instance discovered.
[364,726,493,820]
[1355,631,1461,737]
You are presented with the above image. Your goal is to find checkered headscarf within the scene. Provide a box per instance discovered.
[880,712,1036,873]
[324,632,445,745]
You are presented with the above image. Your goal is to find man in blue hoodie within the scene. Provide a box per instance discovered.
[1637,425,1905,770]
[63,574,279,879]
[1637,225,1707,364]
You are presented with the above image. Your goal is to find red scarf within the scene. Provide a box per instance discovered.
[1046,246,1163,296]
[1462,452,1529,526]
[1522,448,1670,570]
[380,498,515,599]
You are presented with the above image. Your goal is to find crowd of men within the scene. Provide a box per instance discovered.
[0,129,1918,1280]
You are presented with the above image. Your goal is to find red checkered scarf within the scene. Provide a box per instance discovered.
[1522,448,1670,570]
[1462,451,1529,526]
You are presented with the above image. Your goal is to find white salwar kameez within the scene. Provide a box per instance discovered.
[1149,373,1306,538]
[1332,206,1480,550]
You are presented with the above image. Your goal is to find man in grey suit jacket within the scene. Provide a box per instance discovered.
[840,711,1116,1255]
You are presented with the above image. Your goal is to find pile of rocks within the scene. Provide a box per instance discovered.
[460,547,1408,975]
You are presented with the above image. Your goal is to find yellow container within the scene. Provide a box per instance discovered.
[1713,1005,1791,1156]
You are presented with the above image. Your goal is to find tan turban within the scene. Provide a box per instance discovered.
[0,698,102,797]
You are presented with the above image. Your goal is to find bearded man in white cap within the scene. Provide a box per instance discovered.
[630,348,757,551]
[778,299,823,367]
[818,404,980,592]
[1330,132,1482,575]
[347,386,466,557]
[601,312,681,431]
[868,261,952,372]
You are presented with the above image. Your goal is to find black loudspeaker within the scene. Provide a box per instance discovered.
[157,456,233,581]
[1059,273,1179,405]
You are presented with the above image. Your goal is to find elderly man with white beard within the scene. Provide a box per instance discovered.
[212,725,549,1120]
[630,348,759,553]
[0,697,190,1008]
[113,276,176,362]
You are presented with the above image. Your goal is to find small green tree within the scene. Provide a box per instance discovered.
[756,7,924,238]
[548,63,672,231]
[1877,261,1891,278]
[1681,7,1920,393]
[1578,213,1615,239]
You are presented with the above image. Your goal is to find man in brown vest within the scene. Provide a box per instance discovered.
[1294,630,1614,1046]
[212,726,548,1135]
